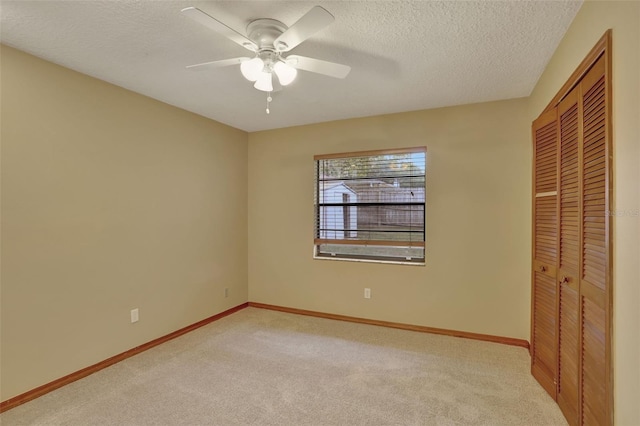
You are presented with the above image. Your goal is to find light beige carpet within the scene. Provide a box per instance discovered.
[1,307,567,425]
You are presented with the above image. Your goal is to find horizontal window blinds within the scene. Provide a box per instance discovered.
[314,148,426,253]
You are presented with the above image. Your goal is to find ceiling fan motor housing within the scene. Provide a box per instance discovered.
[246,19,288,51]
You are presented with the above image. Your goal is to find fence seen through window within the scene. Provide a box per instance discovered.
[314,147,426,263]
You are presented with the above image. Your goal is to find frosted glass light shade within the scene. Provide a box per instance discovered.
[273,61,297,86]
[254,71,273,92]
[240,57,264,82]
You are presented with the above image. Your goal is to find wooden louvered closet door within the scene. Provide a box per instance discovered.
[530,109,559,399]
[557,84,581,424]
[556,55,611,426]
[531,33,611,426]
[577,55,610,426]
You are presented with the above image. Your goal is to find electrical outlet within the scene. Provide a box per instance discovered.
[130,308,139,323]
[364,288,371,299]
[224,288,229,298]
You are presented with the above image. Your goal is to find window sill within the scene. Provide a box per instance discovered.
[313,254,425,266]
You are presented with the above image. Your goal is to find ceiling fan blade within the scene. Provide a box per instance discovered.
[287,55,351,79]
[186,57,250,71]
[181,7,257,52]
[274,6,334,52]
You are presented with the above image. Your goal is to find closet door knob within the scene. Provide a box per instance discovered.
[539,266,547,272]
[560,276,569,284]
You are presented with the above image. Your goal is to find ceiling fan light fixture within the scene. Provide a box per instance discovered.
[274,61,297,86]
[254,71,273,92]
[240,57,264,81]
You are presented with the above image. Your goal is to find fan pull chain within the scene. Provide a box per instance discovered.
[266,92,272,114]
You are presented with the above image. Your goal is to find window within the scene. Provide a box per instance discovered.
[314,147,426,264]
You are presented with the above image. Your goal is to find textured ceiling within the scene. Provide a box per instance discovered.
[0,1,582,132]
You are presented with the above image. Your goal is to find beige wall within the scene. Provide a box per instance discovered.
[248,98,531,340]
[528,1,640,423]
[0,46,248,400]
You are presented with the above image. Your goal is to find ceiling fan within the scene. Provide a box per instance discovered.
[181,5,351,103]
